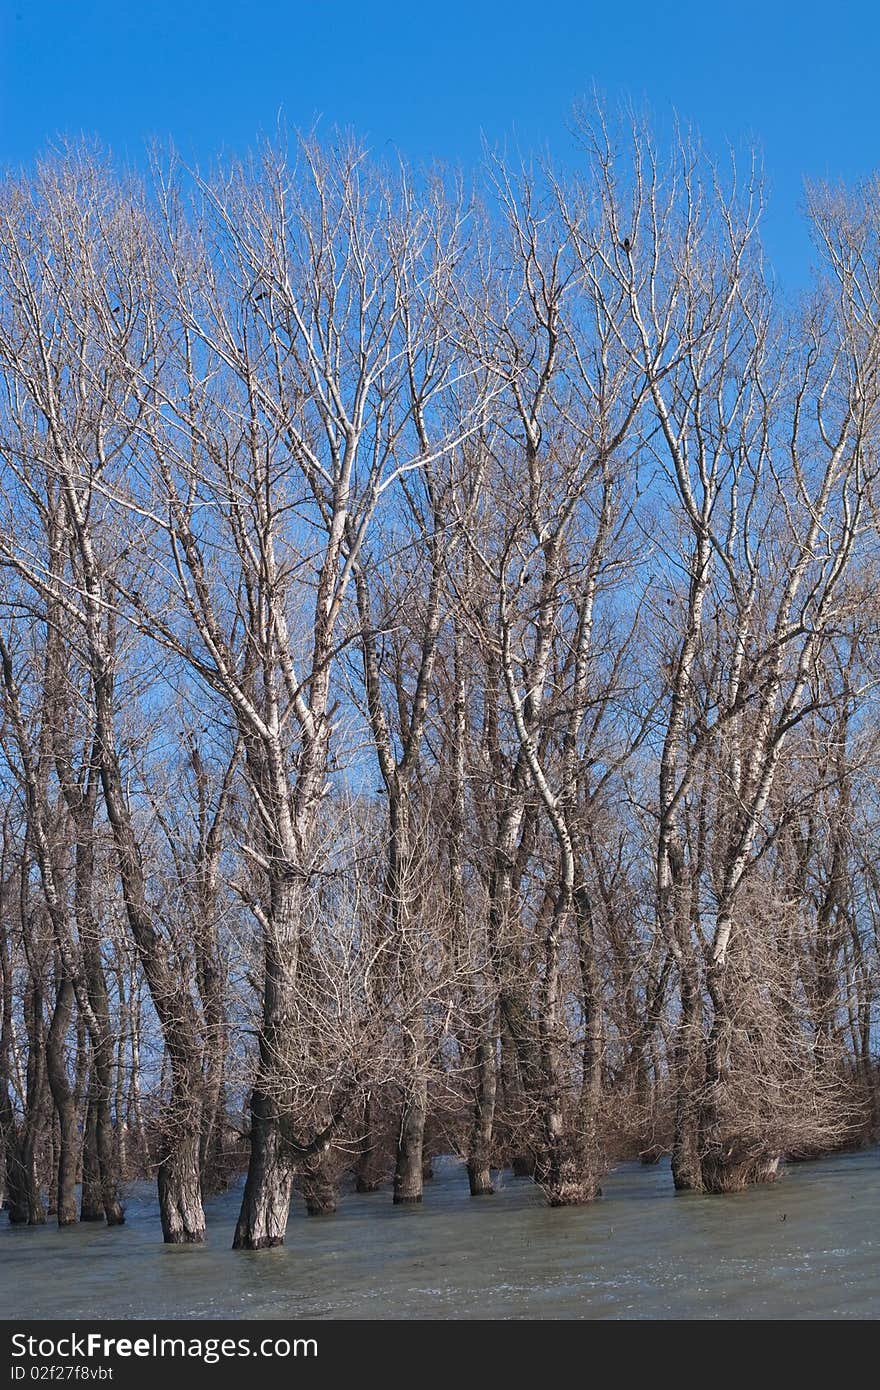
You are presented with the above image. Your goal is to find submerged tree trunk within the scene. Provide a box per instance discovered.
[354,1092,386,1193]
[698,916,781,1193]
[536,897,596,1207]
[197,950,227,1195]
[300,1151,337,1215]
[386,790,428,1207]
[234,870,302,1249]
[4,1130,45,1225]
[233,1093,292,1249]
[500,986,542,1175]
[394,1069,428,1204]
[79,1091,103,1221]
[157,1079,207,1244]
[671,954,704,1192]
[88,1028,124,1225]
[6,981,47,1225]
[79,897,124,1224]
[44,976,78,1226]
[188,742,233,1198]
[95,656,206,1243]
[467,1032,497,1196]
[575,882,603,1192]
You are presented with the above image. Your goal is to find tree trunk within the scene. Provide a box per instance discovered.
[300,1151,337,1215]
[354,1092,385,1192]
[671,956,704,1192]
[233,1092,292,1249]
[78,842,124,1224]
[4,1133,45,1225]
[394,1071,427,1204]
[466,1033,496,1196]
[157,1094,206,1244]
[197,951,227,1196]
[500,988,540,1175]
[79,1091,104,1221]
[95,1072,124,1224]
[698,923,780,1193]
[385,790,429,1207]
[7,981,48,1225]
[93,620,206,1242]
[233,872,302,1249]
[576,883,603,1196]
[45,976,78,1226]
[537,898,597,1207]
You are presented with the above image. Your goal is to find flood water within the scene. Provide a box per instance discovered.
[1,1149,878,1319]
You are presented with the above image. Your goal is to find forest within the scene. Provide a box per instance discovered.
[0,112,878,1252]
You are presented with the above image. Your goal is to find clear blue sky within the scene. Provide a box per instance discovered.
[1,1,879,289]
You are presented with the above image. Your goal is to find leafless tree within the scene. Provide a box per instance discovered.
[0,120,877,1254]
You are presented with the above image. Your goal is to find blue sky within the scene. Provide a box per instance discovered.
[1,1,879,290]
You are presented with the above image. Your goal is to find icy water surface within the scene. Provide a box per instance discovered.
[1,1149,878,1319]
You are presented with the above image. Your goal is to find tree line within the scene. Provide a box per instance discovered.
[0,113,878,1249]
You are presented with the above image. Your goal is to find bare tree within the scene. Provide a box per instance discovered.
[0,120,877,1255]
